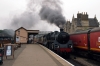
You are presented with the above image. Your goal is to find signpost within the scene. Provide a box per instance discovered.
[4,44,15,59]
[6,46,12,56]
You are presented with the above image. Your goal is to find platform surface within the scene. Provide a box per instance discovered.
[5,44,73,66]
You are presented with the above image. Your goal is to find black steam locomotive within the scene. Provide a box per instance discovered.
[38,29,73,57]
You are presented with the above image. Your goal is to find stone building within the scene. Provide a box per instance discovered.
[15,27,39,44]
[64,12,99,34]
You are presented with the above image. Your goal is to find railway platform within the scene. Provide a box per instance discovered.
[3,44,74,66]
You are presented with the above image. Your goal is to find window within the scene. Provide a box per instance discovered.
[18,30,20,35]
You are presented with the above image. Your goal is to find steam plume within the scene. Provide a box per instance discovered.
[39,6,66,26]
[11,11,40,29]
[10,0,66,31]
[39,0,66,27]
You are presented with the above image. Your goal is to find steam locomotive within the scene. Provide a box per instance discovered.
[70,27,100,61]
[38,29,73,57]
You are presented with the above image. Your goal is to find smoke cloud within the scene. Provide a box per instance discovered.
[10,0,66,31]
[39,6,66,26]
[39,0,66,27]
[11,11,40,29]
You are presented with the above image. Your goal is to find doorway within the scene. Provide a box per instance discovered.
[27,33,38,44]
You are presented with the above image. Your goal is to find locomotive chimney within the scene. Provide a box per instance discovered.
[59,24,64,32]
[60,28,63,32]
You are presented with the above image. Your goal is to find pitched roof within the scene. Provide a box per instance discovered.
[89,18,99,27]
[74,18,99,27]
[15,27,27,32]
[15,27,39,34]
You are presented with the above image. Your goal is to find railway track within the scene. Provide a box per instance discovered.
[53,52,84,66]
[67,55,100,66]
[44,45,100,66]
[60,55,84,66]
[54,52,100,66]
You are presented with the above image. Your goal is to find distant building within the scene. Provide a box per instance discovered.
[64,12,99,33]
[0,30,13,45]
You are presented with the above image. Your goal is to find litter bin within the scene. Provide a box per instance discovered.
[0,48,4,65]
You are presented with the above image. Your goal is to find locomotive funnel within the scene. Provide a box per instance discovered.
[60,28,63,32]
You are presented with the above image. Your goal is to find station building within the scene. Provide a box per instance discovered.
[14,27,39,44]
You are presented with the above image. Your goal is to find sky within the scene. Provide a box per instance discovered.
[0,0,100,30]
[61,0,100,21]
[0,0,27,29]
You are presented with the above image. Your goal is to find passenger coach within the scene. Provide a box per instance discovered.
[70,27,100,61]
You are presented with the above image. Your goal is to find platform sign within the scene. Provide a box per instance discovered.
[6,45,12,56]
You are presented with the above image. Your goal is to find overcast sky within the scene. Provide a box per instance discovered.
[0,0,100,30]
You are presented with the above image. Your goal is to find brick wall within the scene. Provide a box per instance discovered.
[16,28,28,44]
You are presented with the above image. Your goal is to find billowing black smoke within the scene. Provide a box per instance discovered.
[10,0,66,30]
[39,0,66,27]
[39,6,66,26]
